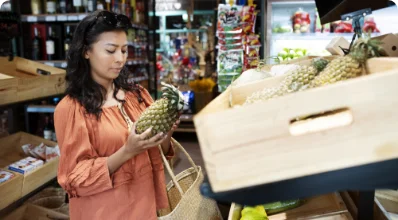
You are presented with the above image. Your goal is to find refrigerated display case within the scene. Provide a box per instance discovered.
[264,0,398,62]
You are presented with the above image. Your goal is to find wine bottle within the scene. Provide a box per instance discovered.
[73,0,82,12]
[46,0,56,14]
[82,0,88,12]
[46,26,56,60]
[87,0,94,12]
[97,0,104,10]
[59,0,67,13]
[64,25,72,59]
[31,0,42,15]
[43,115,53,140]
[32,27,42,60]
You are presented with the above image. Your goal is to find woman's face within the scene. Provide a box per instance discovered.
[85,30,128,85]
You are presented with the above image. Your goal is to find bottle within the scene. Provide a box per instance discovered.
[82,0,88,12]
[59,0,67,13]
[97,0,104,10]
[73,0,82,12]
[31,0,42,15]
[43,115,53,140]
[64,25,72,59]
[87,0,94,12]
[32,27,42,60]
[46,26,56,60]
[46,0,56,14]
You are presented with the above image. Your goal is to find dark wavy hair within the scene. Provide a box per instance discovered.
[65,10,141,119]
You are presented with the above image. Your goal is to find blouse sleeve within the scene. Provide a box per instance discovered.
[54,97,113,198]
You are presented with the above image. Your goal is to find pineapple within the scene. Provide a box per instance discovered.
[308,37,383,88]
[244,58,329,105]
[136,82,185,138]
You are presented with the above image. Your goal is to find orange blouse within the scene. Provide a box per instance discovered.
[54,87,174,220]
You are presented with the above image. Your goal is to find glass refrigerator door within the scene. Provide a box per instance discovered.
[265,0,398,63]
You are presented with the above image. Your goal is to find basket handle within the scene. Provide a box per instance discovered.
[158,137,199,197]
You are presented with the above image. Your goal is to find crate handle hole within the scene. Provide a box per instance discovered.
[289,108,353,136]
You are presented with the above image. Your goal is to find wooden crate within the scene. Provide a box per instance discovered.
[228,193,352,220]
[0,132,59,209]
[2,204,69,220]
[0,56,66,106]
[193,57,398,193]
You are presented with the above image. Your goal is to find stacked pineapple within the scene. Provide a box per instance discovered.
[136,82,185,138]
[244,36,383,105]
[245,58,329,105]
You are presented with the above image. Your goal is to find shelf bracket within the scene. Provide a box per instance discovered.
[340,8,372,55]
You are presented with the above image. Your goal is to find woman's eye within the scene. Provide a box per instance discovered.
[106,50,115,54]
[122,50,127,54]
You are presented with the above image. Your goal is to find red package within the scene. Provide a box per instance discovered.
[334,21,353,33]
[246,46,260,58]
[31,143,47,160]
[242,5,256,23]
[243,22,254,34]
[244,57,259,70]
[245,34,261,47]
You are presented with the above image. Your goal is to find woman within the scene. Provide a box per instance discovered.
[54,10,178,219]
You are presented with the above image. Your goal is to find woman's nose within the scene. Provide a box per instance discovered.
[115,51,125,63]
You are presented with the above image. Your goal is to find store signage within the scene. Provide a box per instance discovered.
[156,0,188,11]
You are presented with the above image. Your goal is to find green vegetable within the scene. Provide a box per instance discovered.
[263,199,303,215]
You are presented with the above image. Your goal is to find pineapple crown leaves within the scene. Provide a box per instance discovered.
[160,82,185,112]
[311,58,329,72]
[350,36,384,64]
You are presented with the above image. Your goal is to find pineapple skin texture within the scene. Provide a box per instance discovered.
[244,65,319,105]
[135,98,179,138]
[308,56,362,88]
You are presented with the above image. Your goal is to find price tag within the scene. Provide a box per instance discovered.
[61,62,67,68]
[45,16,56,22]
[44,62,55,67]
[27,16,38,22]
[57,15,67,21]
[127,61,133,65]
[68,15,78,21]
[78,14,87,20]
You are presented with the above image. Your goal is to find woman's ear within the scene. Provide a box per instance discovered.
[83,45,90,59]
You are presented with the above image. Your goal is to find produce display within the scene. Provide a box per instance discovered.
[239,199,304,220]
[240,205,267,220]
[136,82,185,138]
[244,36,383,105]
[276,48,308,63]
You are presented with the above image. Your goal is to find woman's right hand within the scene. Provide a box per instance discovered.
[124,123,167,157]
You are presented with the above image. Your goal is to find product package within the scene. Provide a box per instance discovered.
[0,170,15,184]
[8,157,44,175]
[45,145,60,162]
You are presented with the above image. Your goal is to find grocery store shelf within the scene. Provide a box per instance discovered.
[20,14,148,29]
[26,105,55,113]
[127,76,148,83]
[38,59,148,68]
[180,114,193,122]
[271,33,382,41]
[156,29,207,34]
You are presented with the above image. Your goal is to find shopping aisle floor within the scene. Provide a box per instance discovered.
[165,132,231,220]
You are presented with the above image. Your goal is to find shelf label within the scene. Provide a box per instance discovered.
[78,14,87,20]
[61,62,67,68]
[45,16,56,22]
[68,15,78,21]
[27,16,38,22]
[57,15,67,21]
[44,62,55,67]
